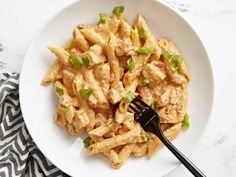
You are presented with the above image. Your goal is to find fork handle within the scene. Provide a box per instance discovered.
[154,121,206,177]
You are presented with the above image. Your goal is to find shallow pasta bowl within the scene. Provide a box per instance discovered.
[19,0,214,176]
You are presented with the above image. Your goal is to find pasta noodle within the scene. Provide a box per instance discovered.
[42,7,190,169]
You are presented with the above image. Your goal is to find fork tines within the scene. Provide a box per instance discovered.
[128,97,145,114]
[128,97,154,127]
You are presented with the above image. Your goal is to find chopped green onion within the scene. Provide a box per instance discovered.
[163,50,174,60]
[138,28,145,38]
[140,79,149,87]
[99,13,108,23]
[55,86,64,96]
[60,104,68,109]
[69,54,83,65]
[79,88,93,99]
[83,137,94,148]
[170,60,178,72]
[184,113,190,129]
[112,6,124,14]
[82,56,90,67]
[163,51,184,72]
[69,54,91,68]
[128,58,136,72]
[170,55,184,72]
[124,91,135,102]
[136,47,152,55]
[142,135,150,143]
[174,55,184,65]
[149,101,157,110]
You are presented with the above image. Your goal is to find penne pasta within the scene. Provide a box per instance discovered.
[42,60,61,85]
[130,27,141,48]
[42,10,190,169]
[112,144,133,169]
[80,28,106,46]
[107,33,121,82]
[89,125,111,137]
[73,28,90,52]
[104,149,120,165]
[87,124,142,154]
[48,46,71,66]
[135,14,162,60]
[159,38,190,82]
[132,143,148,157]
[81,67,110,109]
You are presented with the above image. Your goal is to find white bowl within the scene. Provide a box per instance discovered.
[19,0,214,176]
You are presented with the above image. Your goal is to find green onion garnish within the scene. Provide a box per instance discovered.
[99,13,108,23]
[128,58,136,72]
[174,55,184,65]
[124,91,135,102]
[140,79,149,87]
[149,101,157,110]
[142,135,150,143]
[170,60,178,72]
[82,56,90,68]
[69,54,91,67]
[112,6,124,14]
[163,51,184,72]
[55,86,64,96]
[83,137,94,148]
[170,55,184,72]
[184,113,190,129]
[69,54,83,65]
[136,47,152,55]
[138,28,145,38]
[60,104,68,109]
[79,88,93,99]
[163,50,174,60]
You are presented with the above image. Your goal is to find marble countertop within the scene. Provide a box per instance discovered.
[1,0,236,176]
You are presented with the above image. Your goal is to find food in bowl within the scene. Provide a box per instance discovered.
[41,5,190,169]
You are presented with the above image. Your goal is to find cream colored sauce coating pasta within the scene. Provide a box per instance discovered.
[42,12,190,169]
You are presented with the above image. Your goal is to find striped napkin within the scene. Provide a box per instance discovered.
[0,73,69,177]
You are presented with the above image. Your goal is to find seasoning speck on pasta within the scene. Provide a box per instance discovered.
[42,7,190,169]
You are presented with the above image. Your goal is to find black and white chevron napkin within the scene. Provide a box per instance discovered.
[0,73,69,177]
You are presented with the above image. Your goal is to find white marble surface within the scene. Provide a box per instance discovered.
[1,0,236,176]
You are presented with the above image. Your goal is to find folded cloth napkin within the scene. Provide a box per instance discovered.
[0,73,69,177]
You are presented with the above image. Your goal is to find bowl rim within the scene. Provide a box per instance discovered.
[19,0,214,176]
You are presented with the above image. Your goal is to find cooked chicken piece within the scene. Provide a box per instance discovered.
[141,63,166,83]
[108,81,126,104]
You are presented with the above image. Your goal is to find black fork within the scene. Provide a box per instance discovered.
[129,97,206,177]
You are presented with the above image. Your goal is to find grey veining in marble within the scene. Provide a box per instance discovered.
[0,43,7,70]
[0,43,4,52]
[163,0,191,13]
[0,61,7,70]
